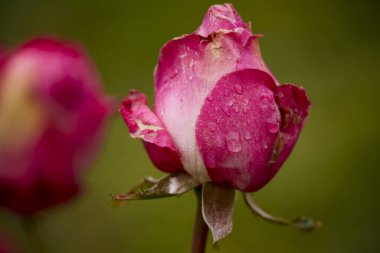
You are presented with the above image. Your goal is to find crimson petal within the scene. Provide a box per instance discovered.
[196,69,280,192]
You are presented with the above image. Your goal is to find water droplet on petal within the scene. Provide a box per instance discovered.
[222,106,231,116]
[232,104,240,113]
[266,115,280,133]
[260,95,269,102]
[259,95,274,112]
[208,122,217,131]
[267,123,279,133]
[215,135,224,147]
[227,98,235,107]
[234,84,243,94]
[216,117,223,124]
[227,131,242,153]
[263,105,270,112]
[242,99,249,113]
[244,131,252,140]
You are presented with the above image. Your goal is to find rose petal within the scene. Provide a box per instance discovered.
[196,69,281,192]
[195,3,248,37]
[120,90,183,173]
[238,36,279,85]
[268,84,311,178]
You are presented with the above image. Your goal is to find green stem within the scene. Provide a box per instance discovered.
[22,217,47,253]
[192,186,208,253]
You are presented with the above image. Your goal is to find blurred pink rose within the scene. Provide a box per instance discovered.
[120,4,310,192]
[0,231,19,253]
[0,46,5,70]
[0,38,113,215]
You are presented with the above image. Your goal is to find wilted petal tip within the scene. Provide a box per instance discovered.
[279,84,311,118]
[196,3,249,37]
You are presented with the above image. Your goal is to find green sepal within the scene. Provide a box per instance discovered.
[112,173,200,201]
[202,182,236,244]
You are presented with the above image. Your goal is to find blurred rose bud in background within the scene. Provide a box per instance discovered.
[0,229,19,253]
[0,38,113,216]
[0,46,5,69]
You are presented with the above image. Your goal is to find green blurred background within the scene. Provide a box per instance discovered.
[0,0,379,252]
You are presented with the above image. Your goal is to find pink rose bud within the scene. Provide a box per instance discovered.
[121,3,310,192]
[0,38,112,215]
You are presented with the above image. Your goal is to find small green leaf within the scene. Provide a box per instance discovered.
[202,182,235,244]
[112,173,199,201]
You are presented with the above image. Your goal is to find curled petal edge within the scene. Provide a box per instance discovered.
[120,90,183,173]
[268,84,311,179]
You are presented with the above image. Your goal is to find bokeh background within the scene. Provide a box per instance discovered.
[0,0,379,252]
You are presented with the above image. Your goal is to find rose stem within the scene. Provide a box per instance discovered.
[22,217,47,253]
[192,186,208,253]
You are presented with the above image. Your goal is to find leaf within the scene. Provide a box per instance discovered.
[243,193,321,231]
[202,182,236,244]
[112,173,199,201]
